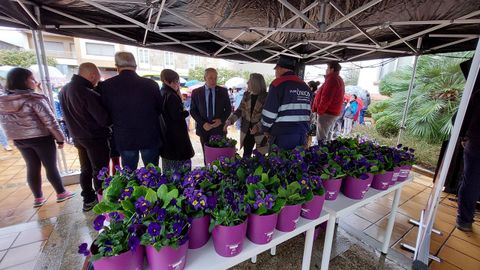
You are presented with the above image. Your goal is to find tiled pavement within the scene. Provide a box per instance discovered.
[0,128,478,269]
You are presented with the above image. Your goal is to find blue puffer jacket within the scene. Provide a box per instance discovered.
[261,71,311,136]
[344,100,358,119]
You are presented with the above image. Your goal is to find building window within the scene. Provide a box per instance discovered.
[164,51,174,66]
[188,55,200,69]
[85,42,115,57]
[138,48,149,64]
[44,41,65,52]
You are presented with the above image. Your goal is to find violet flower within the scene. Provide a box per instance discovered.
[93,215,106,231]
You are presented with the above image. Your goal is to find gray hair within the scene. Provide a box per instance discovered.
[115,52,137,68]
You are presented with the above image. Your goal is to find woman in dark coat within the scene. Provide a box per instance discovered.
[159,69,194,172]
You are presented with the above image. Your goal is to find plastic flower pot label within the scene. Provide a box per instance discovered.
[227,243,241,256]
[301,208,310,214]
[169,256,185,270]
[265,230,274,242]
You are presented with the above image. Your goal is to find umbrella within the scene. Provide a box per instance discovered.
[29,65,67,88]
[185,80,201,87]
[345,85,369,101]
[188,83,204,91]
[0,65,15,79]
[225,77,246,89]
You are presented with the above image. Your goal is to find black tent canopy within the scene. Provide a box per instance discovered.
[0,0,479,64]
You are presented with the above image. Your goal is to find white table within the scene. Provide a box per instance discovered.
[185,210,329,270]
[318,176,413,270]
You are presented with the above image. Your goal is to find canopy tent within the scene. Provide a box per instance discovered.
[0,0,479,65]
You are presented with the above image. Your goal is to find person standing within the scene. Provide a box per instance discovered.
[360,92,371,125]
[190,68,231,163]
[261,56,311,150]
[0,125,12,151]
[0,68,75,207]
[342,95,358,136]
[158,69,194,173]
[59,63,110,211]
[312,61,345,142]
[99,52,163,170]
[224,73,268,157]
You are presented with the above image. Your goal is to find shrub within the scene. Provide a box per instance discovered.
[375,115,399,138]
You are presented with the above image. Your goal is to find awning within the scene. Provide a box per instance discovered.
[0,0,479,64]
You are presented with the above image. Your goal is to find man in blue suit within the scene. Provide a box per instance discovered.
[190,68,231,164]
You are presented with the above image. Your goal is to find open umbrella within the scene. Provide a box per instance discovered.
[29,65,67,88]
[188,83,205,91]
[185,79,201,87]
[225,77,246,89]
[0,65,15,79]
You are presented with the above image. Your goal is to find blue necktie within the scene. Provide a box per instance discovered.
[208,88,214,121]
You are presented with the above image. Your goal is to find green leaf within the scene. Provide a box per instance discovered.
[236,168,246,181]
[93,201,118,214]
[145,188,158,204]
[157,184,168,201]
[120,200,135,215]
[167,188,179,199]
[254,166,263,176]
[132,186,148,199]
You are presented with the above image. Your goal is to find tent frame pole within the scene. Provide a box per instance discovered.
[413,38,480,267]
[396,37,422,144]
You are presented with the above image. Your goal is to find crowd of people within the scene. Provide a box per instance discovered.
[0,53,366,212]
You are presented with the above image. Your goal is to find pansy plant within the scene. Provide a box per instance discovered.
[245,166,285,215]
[206,135,237,148]
[78,212,137,261]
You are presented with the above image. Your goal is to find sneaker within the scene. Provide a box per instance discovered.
[3,145,12,151]
[456,222,473,232]
[83,199,98,212]
[33,197,47,208]
[56,191,76,202]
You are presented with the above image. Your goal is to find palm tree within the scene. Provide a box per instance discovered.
[375,52,472,144]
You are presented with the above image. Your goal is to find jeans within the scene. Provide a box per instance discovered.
[75,138,110,203]
[316,114,338,142]
[359,109,367,125]
[271,133,306,151]
[0,125,8,147]
[121,148,160,170]
[343,118,354,136]
[457,143,480,225]
[14,136,66,199]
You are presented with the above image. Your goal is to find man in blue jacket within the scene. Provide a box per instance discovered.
[261,56,311,150]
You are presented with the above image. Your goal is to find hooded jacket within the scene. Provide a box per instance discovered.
[0,91,64,142]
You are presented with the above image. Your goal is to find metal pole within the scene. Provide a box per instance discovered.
[397,38,423,144]
[31,30,47,94]
[413,38,480,266]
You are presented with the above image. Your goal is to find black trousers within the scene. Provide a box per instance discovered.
[74,138,110,203]
[243,133,255,158]
[14,136,65,199]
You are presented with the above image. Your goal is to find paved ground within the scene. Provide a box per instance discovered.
[0,125,478,270]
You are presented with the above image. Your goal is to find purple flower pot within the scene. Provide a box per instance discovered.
[391,167,401,186]
[188,215,211,249]
[397,165,412,182]
[212,220,247,257]
[204,145,236,165]
[146,242,188,270]
[247,213,278,244]
[342,174,373,200]
[276,204,302,232]
[301,194,326,220]
[371,171,394,190]
[322,178,342,200]
[93,246,144,270]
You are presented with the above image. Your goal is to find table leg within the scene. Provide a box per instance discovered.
[301,227,315,270]
[320,214,337,270]
[382,188,402,254]
[270,246,277,256]
[251,255,257,263]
